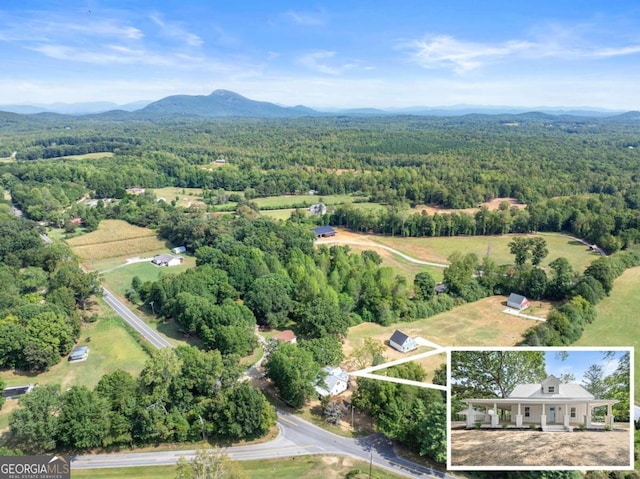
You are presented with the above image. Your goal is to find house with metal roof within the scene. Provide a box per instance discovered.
[69,345,89,361]
[312,225,336,238]
[461,375,618,431]
[506,293,530,310]
[152,253,183,267]
[315,366,349,397]
[389,330,418,353]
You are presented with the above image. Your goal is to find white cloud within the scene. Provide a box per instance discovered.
[404,32,640,73]
[150,13,203,47]
[285,10,325,26]
[298,51,364,76]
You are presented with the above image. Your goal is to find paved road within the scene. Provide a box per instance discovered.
[71,410,451,479]
[102,287,173,349]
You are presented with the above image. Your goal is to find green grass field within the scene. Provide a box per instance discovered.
[370,232,597,272]
[101,258,196,297]
[71,455,407,479]
[576,266,640,404]
[150,187,204,207]
[253,194,369,209]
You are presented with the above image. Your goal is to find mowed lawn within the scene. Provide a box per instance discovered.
[101,258,196,297]
[254,194,369,209]
[71,455,407,479]
[0,305,150,431]
[368,232,597,271]
[50,152,115,160]
[150,187,204,207]
[576,266,640,404]
[67,219,168,264]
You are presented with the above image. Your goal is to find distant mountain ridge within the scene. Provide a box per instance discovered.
[0,89,636,119]
[136,89,313,118]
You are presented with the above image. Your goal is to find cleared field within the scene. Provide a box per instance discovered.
[576,266,640,404]
[260,208,298,220]
[413,197,527,216]
[52,152,114,160]
[346,296,548,355]
[359,230,597,271]
[71,455,407,479]
[67,219,167,261]
[150,187,204,207]
[254,194,368,209]
[102,258,196,298]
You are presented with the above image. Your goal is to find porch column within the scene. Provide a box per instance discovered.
[605,404,614,427]
[563,403,570,428]
[490,402,499,427]
[466,408,476,428]
[540,402,546,428]
[515,402,523,427]
[586,403,592,428]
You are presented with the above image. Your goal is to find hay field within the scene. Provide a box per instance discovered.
[66,219,166,261]
[52,152,114,160]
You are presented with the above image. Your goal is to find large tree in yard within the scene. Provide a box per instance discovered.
[451,350,546,398]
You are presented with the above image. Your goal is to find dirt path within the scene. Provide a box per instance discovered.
[450,427,631,467]
[317,237,449,268]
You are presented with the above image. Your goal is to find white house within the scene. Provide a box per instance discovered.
[507,293,530,310]
[461,375,618,431]
[152,253,183,267]
[389,330,418,353]
[315,366,349,397]
[308,203,327,216]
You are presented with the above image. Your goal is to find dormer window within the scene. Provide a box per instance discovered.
[548,386,555,393]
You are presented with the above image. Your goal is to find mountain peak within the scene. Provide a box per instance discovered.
[210,89,245,99]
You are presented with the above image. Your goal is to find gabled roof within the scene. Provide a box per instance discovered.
[312,225,335,235]
[507,293,528,304]
[153,253,179,263]
[509,375,594,399]
[389,330,411,345]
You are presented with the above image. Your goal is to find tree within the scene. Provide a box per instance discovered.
[509,237,531,266]
[298,336,344,366]
[264,342,320,408]
[451,351,546,398]
[9,384,61,453]
[530,237,549,266]
[243,274,293,329]
[581,363,606,399]
[347,337,386,370]
[176,448,247,479]
[323,399,345,425]
[217,383,276,440]
[413,271,436,301]
[417,402,447,464]
[57,386,110,449]
[0,375,4,410]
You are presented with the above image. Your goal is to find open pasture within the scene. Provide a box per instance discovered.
[345,295,547,368]
[413,196,527,216]
[51,152,114,160]
[150,187,204,207]
[577,265,640,404]
[66,219,167,262]
[363,231,597,271]
[254,194,368,209]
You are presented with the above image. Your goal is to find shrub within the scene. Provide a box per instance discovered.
[529,423,537,430]
[604,424,612,431]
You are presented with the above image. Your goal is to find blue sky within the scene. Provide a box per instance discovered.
[1,1,640,108]
[545,350,625,383]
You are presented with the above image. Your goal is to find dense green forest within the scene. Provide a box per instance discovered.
[1,112,639,467]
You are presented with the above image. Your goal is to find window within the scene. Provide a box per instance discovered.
[524,407,530,418]
[548,386,555,393]
[570,407,576,418]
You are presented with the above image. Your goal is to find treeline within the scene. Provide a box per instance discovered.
[2,114,640,221]
[0,210,102,372]
[8,346,276,452]
[330,193,640,254]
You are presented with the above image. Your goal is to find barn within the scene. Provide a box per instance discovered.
[507,293,530,311]
[313,225,336,238]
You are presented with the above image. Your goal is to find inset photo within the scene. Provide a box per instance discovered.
[448,347,633,470]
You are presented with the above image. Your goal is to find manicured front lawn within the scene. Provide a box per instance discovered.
[101,258,196,297]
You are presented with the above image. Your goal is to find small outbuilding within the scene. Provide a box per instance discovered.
[389,330,418,353]
[313,225,336,238]
[315,366,349,397]
[152,253,183,267]
[3,384,34,399]
[69,345,89,361]
[308,203,327,216]
[273,330,297,344]
[172,246,187,254]
[507,293,530,311]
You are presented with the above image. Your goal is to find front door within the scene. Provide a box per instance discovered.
[549,407,556,423]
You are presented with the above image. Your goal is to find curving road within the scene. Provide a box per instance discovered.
[102,287,173,349]
[71,410,451,479]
